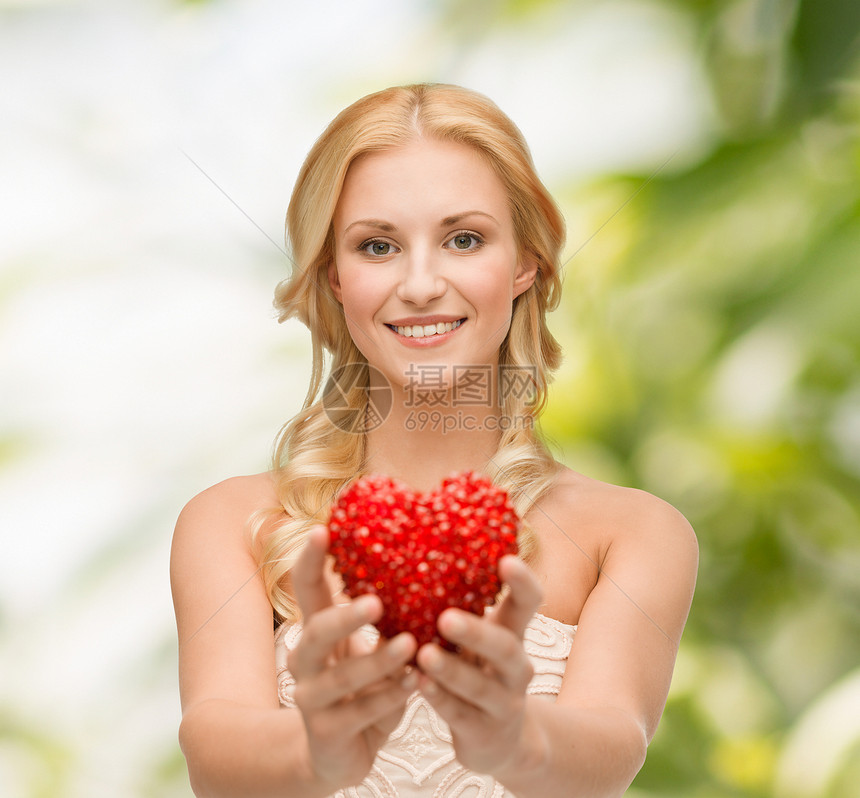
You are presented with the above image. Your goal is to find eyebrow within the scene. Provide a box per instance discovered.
[441,210,500,227]
[343,211,500,235]
[343,219,397,235]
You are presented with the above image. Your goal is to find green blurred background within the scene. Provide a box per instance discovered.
[1,0,858,796]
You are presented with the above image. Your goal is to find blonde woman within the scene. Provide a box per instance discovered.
[171,83,698,797]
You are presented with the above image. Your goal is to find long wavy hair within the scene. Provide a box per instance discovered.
[253,84,566,624]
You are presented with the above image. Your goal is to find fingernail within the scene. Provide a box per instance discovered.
[353,596,376,621]
[443,612,465,637]
[387,634,412,660]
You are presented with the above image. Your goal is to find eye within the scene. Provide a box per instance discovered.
[445,231,483,252]
[359,239,398,257]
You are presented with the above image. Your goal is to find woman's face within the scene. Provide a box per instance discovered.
[329,137,536,395]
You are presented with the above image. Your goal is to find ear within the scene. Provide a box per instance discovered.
[327,261,343,303]
[512,253,539,299]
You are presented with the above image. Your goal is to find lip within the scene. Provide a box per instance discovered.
[386,315,465,326]
[385,317,467,347]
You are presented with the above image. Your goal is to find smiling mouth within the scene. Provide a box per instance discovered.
[386,319,465,339]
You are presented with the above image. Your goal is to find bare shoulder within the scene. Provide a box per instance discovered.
[174,473,281,542]
[530,466,698,625]
[178,472,281,521]
[544,466,698,557]
[171,472,284,595]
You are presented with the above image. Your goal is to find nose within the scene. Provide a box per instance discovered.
[395,248,446,306]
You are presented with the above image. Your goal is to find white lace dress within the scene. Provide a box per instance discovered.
[274,613,577,797]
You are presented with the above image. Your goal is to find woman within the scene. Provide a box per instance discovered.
[171,83,698,797]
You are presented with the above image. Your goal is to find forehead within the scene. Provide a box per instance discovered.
[333,138,511,227]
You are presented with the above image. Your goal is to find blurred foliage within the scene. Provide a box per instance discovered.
[0,710,73,798]
[533,0,860,795]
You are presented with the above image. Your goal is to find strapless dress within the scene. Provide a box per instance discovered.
[274,612,576,797]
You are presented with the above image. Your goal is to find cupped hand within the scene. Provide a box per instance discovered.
[415,555,544,775]
[288,526,418,790]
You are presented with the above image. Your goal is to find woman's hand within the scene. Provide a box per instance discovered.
[415,555,544,776]
[288,526,418,791]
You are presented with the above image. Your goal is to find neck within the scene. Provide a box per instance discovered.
[364,388,503,491]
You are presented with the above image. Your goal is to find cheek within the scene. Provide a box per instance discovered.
[337,271,375,315]
[471,252,519,310]
[337,279,386,349]
[475,277,516,318]
[473,283,517,350]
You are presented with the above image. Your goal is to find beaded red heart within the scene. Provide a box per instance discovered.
[328,471,519,649]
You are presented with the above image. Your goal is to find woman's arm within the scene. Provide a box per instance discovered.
[417,485,699,798]
[170,477,415,798]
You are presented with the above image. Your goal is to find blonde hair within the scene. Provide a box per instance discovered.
[253,84,565,624]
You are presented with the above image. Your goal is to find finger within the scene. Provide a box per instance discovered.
[370,672,420,740]
[436,610,533,691]
[292,525,336,619]
[417,644,510,719]
[419,680,486,736]
[308,671,417,742]
[289,595,382,678]
[490,556,543,638]
[294,632,417,710]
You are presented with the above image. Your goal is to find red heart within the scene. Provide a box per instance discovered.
[328,471,519,650]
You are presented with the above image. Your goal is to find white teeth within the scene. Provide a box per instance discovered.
[393,319,463,338]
